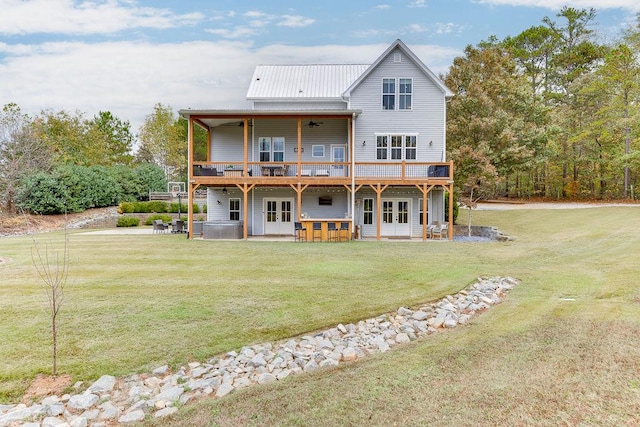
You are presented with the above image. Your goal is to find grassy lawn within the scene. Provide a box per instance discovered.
[2,206,640,425]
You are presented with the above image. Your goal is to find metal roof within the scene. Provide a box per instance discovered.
[246,64,370,100]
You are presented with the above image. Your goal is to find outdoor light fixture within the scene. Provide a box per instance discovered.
[222,187,228,195]
[362,141,366,146]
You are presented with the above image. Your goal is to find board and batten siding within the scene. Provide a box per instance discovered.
[350,47,447,163]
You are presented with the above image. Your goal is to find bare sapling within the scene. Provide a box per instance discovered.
[31,221,70,376]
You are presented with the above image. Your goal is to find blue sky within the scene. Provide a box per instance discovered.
[1,0,638,133]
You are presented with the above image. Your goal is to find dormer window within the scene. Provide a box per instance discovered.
[382,78,412,110]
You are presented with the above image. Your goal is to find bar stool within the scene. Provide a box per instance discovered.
[312,222,322,241]
[339,222,350,241]
[294,222,306,242]
[327,222,339,242]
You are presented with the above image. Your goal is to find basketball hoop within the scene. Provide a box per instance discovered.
[171,190,179,199]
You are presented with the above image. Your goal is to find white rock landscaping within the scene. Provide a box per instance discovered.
[0,276,519,427]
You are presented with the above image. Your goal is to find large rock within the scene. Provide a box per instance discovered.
[86,375,116,394]
[118,410,145,424]
[155,386,184,402]
[67,394,99,412]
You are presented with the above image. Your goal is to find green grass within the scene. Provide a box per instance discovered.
[2,207,640,425]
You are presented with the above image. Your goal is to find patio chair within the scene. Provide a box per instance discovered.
[153,219,169,233]
[430,221,448,239]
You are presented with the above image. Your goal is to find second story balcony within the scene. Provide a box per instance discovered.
[192,161,453,185]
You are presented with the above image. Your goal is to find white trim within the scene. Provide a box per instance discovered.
[312,144,325,158]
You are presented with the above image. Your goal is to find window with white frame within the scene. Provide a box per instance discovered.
[312,145,325,158]
[382,78,395,110]
[229,198,240,221]
[382,78,412,110]
[419,198,426,225]
[363,198,373,225]
[376,135,388,160]
[376,134,418,160]
[399,78,412,110]
[259,136,285,162]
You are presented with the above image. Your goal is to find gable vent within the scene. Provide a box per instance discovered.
[394,53,401,63]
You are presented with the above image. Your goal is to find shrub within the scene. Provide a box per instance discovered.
[147,201,168,213]
[119,202,135,213]
[169,202,189,214]
[117,216,140,227]
[144,214,172,225]
[192,203,200,214]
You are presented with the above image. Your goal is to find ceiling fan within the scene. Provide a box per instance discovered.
[307,120,323,128]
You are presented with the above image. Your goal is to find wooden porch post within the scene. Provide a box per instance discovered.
[187,116,194,239]
[243,118,249,175]
[297,118,302,177]
[369,183,388,241]
[448,160,454,240]
[291,183,309,220]
[237,183,255,240]
[415,184,435,241]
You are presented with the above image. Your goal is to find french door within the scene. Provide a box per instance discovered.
[381,198,411,236]
[264,198,294,235]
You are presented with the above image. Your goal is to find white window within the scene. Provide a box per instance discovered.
[382,78,395,110]
[363,198,373,225]
[376,135,388,160]
[259,137,285,162]
[399,78,412,110]
[376,134,418,160]
[312,145,325,158]
[382,78,412,110]
[229,198,240,221]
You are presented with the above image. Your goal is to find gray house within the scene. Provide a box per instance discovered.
[180,39,454,240]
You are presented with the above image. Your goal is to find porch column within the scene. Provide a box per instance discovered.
[369,183,388,241]
[448,160,454,240]
[243,118,249,175]
[415,184,435,241]
[237,183,256,240]
[291,183,309,220]
[297,118,302,177]
[187,116,194,239]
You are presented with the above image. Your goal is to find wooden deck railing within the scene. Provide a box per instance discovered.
[192,161,451,180]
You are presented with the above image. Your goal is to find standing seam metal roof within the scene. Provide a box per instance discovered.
[246,64,370,100]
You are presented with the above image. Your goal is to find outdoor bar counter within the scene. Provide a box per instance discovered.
[299,218,352,242]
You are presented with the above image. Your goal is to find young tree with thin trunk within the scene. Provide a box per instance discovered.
[31,225,70,376]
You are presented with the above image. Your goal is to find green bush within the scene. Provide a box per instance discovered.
[202,204,207,213]
[119,202,135,213]
[116,216,140,227]
[192,203,200,214]
[144,214,172,226]
[445,192,459,224]
[169,202,189,214]
[147,201,168,213]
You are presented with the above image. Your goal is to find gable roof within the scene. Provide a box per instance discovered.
[342,39,454,99]
[246,64,370,100]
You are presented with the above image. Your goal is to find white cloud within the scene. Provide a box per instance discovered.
[205,27,257,39]
[476,0,640,11]
[277,15,315,28]
[434,22,464,34]
[0,41,460,133]
[375,4,392,9]
[409,0,428,8]
[0,0,203,35]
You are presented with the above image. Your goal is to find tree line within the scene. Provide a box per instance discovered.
[446,7,640,201]
[0,103,206,215]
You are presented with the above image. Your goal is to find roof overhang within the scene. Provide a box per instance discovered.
[178,109,362,128]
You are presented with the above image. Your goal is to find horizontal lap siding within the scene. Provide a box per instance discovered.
[211,120,348,163]
[350,48,446,163]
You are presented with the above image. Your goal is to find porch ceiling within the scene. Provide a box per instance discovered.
[178,109,361,129]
